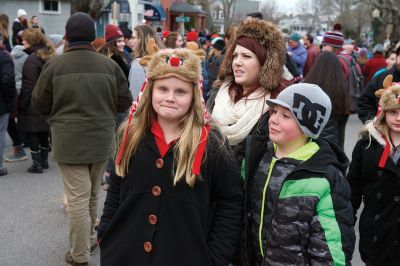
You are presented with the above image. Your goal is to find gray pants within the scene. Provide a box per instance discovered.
[0,113,9,168]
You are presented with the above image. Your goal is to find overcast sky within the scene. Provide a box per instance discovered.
[262,0,299,13]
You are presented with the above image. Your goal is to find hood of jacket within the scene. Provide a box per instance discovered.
[11,45,27,59]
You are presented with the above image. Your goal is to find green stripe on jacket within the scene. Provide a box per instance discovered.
[279,178,346,266]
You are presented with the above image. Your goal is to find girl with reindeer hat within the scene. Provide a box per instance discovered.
[347,75,400,266]
[97,40,244,266]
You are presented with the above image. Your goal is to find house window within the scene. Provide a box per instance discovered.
[211,10,217,19]
[218,10,224,20]
[40,0,61,14]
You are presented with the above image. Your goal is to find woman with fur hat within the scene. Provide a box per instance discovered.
[18,28,55,173]
[347,75,400,266]
[97,43,244,266]
[208,18,289,162]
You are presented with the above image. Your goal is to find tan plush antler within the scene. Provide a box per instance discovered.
[139,38,160,66]
[186,41,206,60]
[375,75,393,97]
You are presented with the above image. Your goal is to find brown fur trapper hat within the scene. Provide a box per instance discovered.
[374,75,400,133]
[215,18,286,92]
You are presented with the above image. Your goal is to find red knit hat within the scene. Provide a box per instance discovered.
[186,31,198,42]
[105,24,123,42]
[322,30,344,48]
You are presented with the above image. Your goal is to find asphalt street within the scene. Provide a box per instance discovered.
[0,114,364,265]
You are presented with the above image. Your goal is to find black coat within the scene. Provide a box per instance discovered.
[12,20,27,46]
[347,131,400,265]
[111,53,130,80]
[0,48,17,115]
[98,130,244,266]
[18,45,51,133]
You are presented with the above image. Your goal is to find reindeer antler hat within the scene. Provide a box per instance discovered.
[116,39,209,175]
[372,75,400,167]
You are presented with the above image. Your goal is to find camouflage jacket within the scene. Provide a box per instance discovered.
[241,136,355,266]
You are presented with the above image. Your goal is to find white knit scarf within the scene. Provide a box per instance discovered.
[212,81,270,145]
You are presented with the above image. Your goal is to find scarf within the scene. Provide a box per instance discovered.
[212,81,270,145]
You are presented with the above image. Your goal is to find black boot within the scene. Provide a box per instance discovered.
[40,146,49,169]
[28,151,43,173]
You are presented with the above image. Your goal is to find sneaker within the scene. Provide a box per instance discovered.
[65,251,88,266]
[5,146,28,162]
[0,167,7,176]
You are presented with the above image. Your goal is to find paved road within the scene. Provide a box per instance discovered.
[0,115,364,265]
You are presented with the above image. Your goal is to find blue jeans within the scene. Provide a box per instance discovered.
[0,113,10,168]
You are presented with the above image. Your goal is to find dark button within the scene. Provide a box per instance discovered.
[377,171,383,176]
[155,158,164,169]
[395,196,400,202]
[374,214,380,220]
[376,193,382,199]
[149,214,158,225]
[144,242,152,252]
[152,186,161,197]
[373,236,378,242]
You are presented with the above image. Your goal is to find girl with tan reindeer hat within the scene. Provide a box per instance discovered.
[347,75,400,265]
[97,40,244,266]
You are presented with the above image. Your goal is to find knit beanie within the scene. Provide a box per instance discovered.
[322,30,344,48]
[211,37,225,51]
[17,9,27,18]
[186,31,198,42]
[105,24,124,42]
[162,31,171,39]
[289,33,300,42]
[236,36,267,66]
[65,12,95,43]
[266,83,332,139]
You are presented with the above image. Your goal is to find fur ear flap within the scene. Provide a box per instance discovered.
[139,38,159,66]
[186,41,205,60]
[376,75,394,97]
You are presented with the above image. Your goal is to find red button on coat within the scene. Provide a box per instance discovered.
[155,158,164,168]
[152,186,161,196]
[149,214,158,225]
[144,242,152,252]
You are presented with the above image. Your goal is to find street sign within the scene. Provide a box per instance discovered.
[175,16,190,23]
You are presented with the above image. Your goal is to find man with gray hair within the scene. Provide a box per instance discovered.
[32,12,132,265]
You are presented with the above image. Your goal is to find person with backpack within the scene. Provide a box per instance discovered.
[321,27,363,147]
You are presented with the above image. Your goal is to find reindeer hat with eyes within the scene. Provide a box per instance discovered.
[374,75,400,133]
[116,39,209,173]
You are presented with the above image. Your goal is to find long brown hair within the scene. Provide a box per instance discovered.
[97,39,126,62]
[303,51,349,115]
[164,32,181,49]
[132,25,164,59]
[0,14,9,39]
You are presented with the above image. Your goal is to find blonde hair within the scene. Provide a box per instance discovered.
[115,78,206,187]
[132,25,164,59]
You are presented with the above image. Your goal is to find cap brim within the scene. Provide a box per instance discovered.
[266,98,292,110]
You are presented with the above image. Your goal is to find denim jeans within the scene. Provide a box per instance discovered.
[0,113,10,168]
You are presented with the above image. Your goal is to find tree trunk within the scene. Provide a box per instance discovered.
[70,0,103,20]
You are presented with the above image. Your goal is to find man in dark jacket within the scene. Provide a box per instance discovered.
[31,13,132,266]
[0,33,17,176]
[357,47,400,124]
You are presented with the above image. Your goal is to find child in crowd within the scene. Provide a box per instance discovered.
[242,83,355,265]
[347,75,400,266]
[97,42,244,266]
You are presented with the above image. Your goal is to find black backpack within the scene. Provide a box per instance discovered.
[337,54,364,113]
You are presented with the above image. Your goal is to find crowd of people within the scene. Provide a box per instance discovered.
[1,8,400,266]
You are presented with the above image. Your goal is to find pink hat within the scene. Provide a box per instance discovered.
[105,24,123,43]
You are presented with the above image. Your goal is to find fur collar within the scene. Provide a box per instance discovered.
[365,121,386,147]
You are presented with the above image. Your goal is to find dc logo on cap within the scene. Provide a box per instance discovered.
[292,93,326,134]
